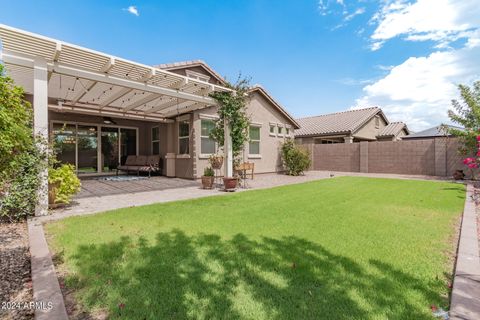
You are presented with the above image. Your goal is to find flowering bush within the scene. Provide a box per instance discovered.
[462,136,480,177]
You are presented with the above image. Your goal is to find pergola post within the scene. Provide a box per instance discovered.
[224,120,233,178]
[33,57,49,216]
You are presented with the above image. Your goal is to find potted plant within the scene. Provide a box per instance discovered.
[201,167,215,189]
[209,154,224,169]
[48,163,81,208]
[209,76,251,191]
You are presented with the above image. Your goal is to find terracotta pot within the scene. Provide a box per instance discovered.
[201,176,215,189]
[210,156,224,170]
[223,177,237,191]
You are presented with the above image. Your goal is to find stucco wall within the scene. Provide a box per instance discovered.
[354,115,388,141]
[193,91,296,178]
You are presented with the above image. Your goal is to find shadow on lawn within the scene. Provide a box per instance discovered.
[68,231,443,320]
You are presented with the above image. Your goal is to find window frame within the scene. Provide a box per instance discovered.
[151,126,160,155]
[200,119,216,156]
[269,123,276,136]
[178,120,190,156]
[248,124,261,158]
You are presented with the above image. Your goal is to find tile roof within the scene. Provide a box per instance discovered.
[294,107,382,137]
[402,125,463,139]
[376,122,409,137]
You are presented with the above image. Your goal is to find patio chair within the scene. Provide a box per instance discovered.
[117,155,137,175]
[235,162,254,179]
[138,155,162,177]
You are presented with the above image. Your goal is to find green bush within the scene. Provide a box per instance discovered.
[203,167,215,177]
[281,139,311,176]
[0,64,43,221]
[0,147,42,221]
[49,164,81,204]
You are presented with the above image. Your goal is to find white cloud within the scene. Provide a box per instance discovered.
[356,45,480,130]
[370,0,480,50]
[344,7,366,22]
[353,0,480,130]
[125,5,139,17]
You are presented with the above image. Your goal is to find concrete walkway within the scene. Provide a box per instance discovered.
[450,184,480,319]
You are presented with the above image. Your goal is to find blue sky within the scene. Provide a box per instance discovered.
[0,0,479,130]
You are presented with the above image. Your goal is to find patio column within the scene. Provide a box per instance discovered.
[224,120,233,178]
[344,136,354,143]
[33,57,49,216]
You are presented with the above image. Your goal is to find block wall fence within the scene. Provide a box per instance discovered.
[305,138,466,177]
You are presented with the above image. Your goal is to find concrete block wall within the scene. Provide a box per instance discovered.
[312,138,465,177]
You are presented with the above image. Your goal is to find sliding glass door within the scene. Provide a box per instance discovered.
[52,122,137,175]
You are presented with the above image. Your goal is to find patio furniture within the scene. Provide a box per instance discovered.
[117,155,163,177]
[235,162,254,179]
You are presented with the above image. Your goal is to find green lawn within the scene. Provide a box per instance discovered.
[46,177,465,320]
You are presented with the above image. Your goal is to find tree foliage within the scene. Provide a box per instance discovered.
[0,64,43,221]
[447,81,480,154]
[209,75,251,158]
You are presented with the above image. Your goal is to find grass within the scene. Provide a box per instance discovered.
[45,177,465,319]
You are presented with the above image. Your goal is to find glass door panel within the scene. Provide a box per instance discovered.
[101,127,119,173]
[120,128,137,165]
[52,123,76,167]
[77,125,98,174]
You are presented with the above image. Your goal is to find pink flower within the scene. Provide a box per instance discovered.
[463,158,475,164]
[476,135,480,141]
[476,151,480,157]
[468,163,478,169]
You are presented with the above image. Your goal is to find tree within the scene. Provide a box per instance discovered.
[447,81,480,155]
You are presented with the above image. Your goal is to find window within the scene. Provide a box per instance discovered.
[375,115,380,129]
[285,127,290,136]
[278,126,284,136]
[178,121,190,155]
[152,127,160,155]
[269,124,276,135]
[249,126,261,155]
[201,119,216,154]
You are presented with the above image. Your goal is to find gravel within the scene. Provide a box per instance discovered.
[0,222,33,320]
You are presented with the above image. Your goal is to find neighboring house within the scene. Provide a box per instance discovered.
[402,125,463,140]
[0,25,299,181]
[376,122,410,141]
[295,107,407,144]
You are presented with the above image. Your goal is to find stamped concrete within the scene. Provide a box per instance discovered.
[27,218,68,320]
[450,184,480,320]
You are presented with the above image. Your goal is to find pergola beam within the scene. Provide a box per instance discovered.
[144,98,187,114]
[70,80,97,105]
[123,93,160,111]
[99,87,133,109]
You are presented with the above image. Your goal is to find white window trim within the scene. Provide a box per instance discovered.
[285,125,292,137]
[178,120,190,156]
[199,113,219,120]
[249,124,261,157]
[269,122,277,137]
[277,123,285,137]
[200,118,216,156]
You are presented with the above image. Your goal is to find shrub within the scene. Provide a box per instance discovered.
[203,167,215,177]
[48,164,81,204]
[0,147,42,221]
[0,64,43,221]
[281,139,311,176]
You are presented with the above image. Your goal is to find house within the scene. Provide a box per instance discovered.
[402,124,462,140]
[375,122,410,141]
[294,107,407,144]
[0,24,299,214]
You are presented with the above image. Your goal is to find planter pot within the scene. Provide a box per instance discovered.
[210,156,224,170]
[201,176,215,189]
[223,177,237,191]
[453,170,465,180]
